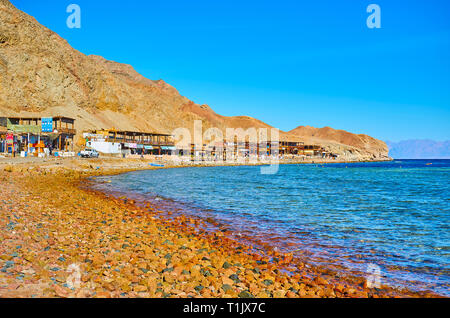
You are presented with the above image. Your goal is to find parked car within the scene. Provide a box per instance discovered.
[80,148,99,158]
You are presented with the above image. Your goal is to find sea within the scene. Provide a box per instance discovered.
[93,159,450,296]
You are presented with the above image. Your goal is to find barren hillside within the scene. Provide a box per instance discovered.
[0,0,389,160]
[289,126,390,160]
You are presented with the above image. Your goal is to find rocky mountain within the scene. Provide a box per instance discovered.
[289,126,390,161]
[386,140,450,159]
[0,0,389,160]
[0,0,272,136]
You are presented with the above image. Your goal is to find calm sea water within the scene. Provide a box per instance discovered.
[95,159,450,295]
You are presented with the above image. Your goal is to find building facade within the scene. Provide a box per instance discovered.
[0,116,76,156]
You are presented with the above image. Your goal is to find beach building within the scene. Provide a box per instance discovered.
[0,125,8,153]
[279,141,305,155]
[183,140,298,161]
[0,116,76,156]
[80,128,335,161]
[269,141,333,159]
[298,145,322,156]
[83,129,175,156]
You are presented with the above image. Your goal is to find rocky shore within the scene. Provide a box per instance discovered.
[0,158,438,298]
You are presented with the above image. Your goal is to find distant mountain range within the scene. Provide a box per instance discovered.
[386,140,450,159]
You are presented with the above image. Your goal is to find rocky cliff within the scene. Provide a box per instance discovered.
[0,0,389,160]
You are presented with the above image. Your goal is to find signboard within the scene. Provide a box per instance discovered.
[41,117,53,133]
[83,133,105,139]
[6,133,13,144]
[7,119,41,134]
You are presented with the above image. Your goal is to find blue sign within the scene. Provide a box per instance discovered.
[41,117,53,132]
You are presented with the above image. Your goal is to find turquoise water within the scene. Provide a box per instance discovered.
[95,160,450,295]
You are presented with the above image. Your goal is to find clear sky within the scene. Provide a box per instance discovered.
[10,0,450,142]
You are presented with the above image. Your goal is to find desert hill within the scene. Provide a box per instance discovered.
[0,0,389,160]
[289,126,389,160]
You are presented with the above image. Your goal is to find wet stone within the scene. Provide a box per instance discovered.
[238,290,254,298]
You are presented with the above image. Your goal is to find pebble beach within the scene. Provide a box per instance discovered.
[0,157,440,298]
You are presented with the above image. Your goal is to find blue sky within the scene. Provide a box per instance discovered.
[10,0,450,142]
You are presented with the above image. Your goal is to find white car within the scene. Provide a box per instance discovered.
[80,149,99,158]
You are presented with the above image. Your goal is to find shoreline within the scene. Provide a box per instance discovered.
[90,163,448,297]
[0,157,441,298]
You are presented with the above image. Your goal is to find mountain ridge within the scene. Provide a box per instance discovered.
[386,140,450,159]
[0,0,389,160]
[288,125,389,160]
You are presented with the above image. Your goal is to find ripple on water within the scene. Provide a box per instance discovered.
[94,159,450,296]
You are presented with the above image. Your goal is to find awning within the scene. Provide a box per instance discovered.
[7,124,41,134]
[123,143,137,149]
[144,145,153,150]
[161,146,176,151]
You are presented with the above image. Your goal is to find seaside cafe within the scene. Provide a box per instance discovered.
[84,129,176,155]
[0,116,76,156]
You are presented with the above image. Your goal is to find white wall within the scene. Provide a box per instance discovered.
[89,141,121,154]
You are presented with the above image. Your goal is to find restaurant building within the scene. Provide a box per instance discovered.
[84,129,176,156]
[179,140,330,161]
[0,116,76,156]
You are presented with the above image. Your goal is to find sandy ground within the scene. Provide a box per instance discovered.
[0,156,437,298]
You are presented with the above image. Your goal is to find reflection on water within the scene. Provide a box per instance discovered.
[94,159,450,296]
